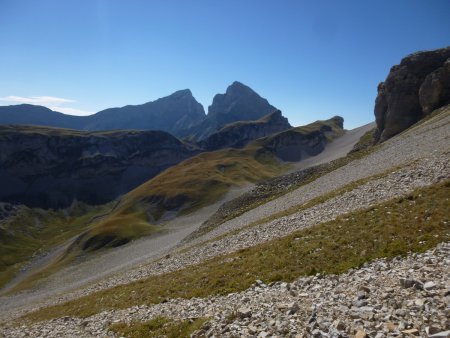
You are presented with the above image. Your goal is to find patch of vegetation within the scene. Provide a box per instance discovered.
[23,180,450,322]
[110,317,208,338]
[65,145,287,256]
[0,202,112,290]
[121,147,285,216]
[349,128,375,153]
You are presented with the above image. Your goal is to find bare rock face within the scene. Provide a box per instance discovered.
[419,59,450,114]
[199,110,291,151]
[262,116,344,162]
[0,126,198,209]
[184,82,278,141]
[374,46,450,142]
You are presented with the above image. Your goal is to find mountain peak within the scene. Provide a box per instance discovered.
[170,89,193,97]
[226,81,254,96]
[208,82,276,117]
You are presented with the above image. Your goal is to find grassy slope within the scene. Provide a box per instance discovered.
[1,118,337,289]
[78,117,344,250]
[110,317,208,338]
[74,146,287,250]
[23,180,450,322]
[0,203,112,289]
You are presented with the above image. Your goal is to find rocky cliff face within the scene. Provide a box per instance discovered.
[183,82,278,140]
[262,116,344,161]
[374,46,450,142]
[0,126,198,209]
[199,110,291,151]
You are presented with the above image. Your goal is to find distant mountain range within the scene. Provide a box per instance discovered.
[0,81,282,140]
[0,115,340,209]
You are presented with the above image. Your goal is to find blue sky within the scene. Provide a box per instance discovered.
[0,0,449,128]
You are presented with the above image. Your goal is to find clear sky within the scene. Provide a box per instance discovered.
[0,0,449,128]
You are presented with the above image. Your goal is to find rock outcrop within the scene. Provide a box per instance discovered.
[374,46,450,142]
[199,110,291,151]
[0,126,198,209]
[183,82,279,140]
[262,116,344,161]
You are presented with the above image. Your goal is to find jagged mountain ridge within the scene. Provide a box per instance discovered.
[0,82,280,140]
[0,89,206,137]
[179,81,279,140]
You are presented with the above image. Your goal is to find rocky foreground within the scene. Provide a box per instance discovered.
[1,243,448,337]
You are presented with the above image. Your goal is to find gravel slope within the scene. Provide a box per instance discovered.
[4,242,448,337]
[0,122,377,320]
[191,112,449,243]
[0,108,448,330]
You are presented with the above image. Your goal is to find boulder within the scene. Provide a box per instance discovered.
[374,46,450,142]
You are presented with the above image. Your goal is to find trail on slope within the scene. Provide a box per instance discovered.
[0,122,378,318]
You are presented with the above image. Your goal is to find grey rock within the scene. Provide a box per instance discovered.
[424,281,437,290]
[374,46,450,142]
[429,331,450,338]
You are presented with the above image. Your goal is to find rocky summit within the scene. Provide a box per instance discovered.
[84,89,206,136]
[374,46,450,142]
[183,81,279,140]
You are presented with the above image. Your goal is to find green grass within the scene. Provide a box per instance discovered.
[349,128,375,153]
[1,120,289,288]
[63,145,287,256]
[121,147,286,215]
[0,202,112,289]
[110,317,208,338]
[22,180,450,323]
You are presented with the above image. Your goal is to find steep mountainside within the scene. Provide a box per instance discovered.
[84,89,206,135]
[199,110,291,151]
[0,126,198,209]
[258,116,344,161]
[0,83,280,141]
[0,90,206,136]
[374,46,450,142]
[179,82,279,140]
